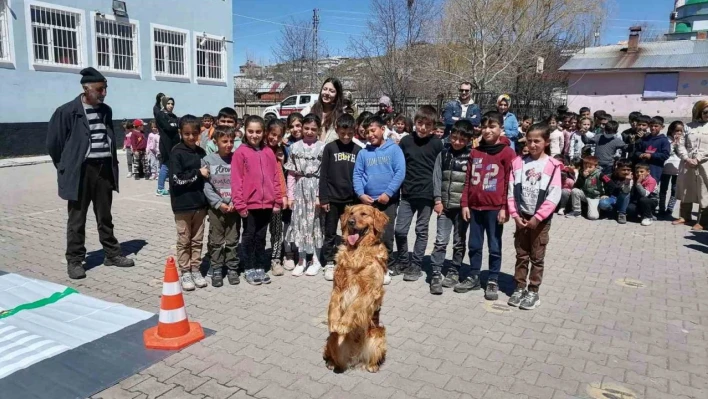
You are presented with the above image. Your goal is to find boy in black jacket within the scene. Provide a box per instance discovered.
[169,115,210,291]
[319,114,361,281]
[394,105,444,281]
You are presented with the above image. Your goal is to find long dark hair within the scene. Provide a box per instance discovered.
[310,77,344,131]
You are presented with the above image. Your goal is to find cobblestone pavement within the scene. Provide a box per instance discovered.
[1,162,707,399]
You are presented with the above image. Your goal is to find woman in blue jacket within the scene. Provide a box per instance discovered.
[497,94,519,151]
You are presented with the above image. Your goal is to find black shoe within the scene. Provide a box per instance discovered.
[227,270,240,285]
[429,273,443,295]
[104,255,135,268]
[67,262,86,279]
[519,291,540,310]
[441,271,459,288]
[507,288,526,307]
[403,265,422,281]
[389,263,403,277]
[212,268,223,287]
[453,275,481,293]
[484,280,499,301]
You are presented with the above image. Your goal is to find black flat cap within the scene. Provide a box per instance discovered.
[80,67,107,84]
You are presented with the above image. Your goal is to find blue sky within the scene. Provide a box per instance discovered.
[233,0,674,68]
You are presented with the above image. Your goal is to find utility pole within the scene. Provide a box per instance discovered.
[311,8,319,91]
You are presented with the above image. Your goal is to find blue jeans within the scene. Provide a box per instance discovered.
[430,208,469,274]
[598,192,630,214]
[394,198,433,269]
[157,163,169,191]
[462,209,503,281]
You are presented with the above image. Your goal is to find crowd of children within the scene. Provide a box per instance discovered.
[147,94,698,311]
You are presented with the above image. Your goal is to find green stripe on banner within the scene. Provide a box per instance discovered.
[0,287,78,319]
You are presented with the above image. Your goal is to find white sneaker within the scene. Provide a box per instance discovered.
[324,263,335,281]
[283,258,296,271]
[292,262,306,277]
[383,271,392,285]
[181,273,195,291]
[641,218,653,226]
[126,172,133,178]
[558,209,565,216]
[192,271,208,288]
[305,260,322,276]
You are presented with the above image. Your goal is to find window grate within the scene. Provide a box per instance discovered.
[30,4,83,66]
[0,2,9,62]
[196,36,224,81]
[153,27,187,78]
[95,15,137,73]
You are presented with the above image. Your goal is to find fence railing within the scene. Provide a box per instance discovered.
[234,92,566,121]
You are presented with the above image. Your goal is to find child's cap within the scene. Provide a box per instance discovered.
[133,119,144,127]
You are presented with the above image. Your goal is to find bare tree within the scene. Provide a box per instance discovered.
[350,0,437,109]
[635,22,666,43]
[271,17,327,93]
[430,0,608,93]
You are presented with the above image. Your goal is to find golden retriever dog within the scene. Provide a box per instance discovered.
[323,204,389,373]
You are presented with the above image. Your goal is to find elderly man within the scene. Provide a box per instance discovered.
[47,67,134,279]
[443,81,481,137]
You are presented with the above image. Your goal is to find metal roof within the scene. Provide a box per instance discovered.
[255,82,288,94]
[559,40,708,71]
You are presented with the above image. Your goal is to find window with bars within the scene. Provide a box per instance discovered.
[0,1,11,63]
[153,26,188,78]
[95,15,138,73]
[196,36,225,82]
[29,3,83,67]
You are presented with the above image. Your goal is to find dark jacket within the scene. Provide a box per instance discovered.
[153,104,161,120]
[156,110,180,165]
[433,146,471,209]
[634,134,671,182]
[46,95,119,201]
[602,174,632,198]
[399,133,444,200]
[319,140,360,204]
[442,100,481,129]
[169,143,207,213]
[574,168,604,199]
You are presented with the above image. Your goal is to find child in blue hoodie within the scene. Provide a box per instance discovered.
[634,116,670,183]
[353,114,406,277]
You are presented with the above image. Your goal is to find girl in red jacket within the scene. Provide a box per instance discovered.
[231,115,283,285]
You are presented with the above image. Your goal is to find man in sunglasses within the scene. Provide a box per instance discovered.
[443,82,481,138]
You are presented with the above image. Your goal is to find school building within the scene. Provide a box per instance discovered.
[0,0,234,157]
[560,27,708,121]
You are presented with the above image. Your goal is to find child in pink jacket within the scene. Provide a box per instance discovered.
[507,124,562,310]
[231,116,283,286]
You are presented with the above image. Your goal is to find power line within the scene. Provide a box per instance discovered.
[322,15,370,22]
[318,9,369,15]
[233,9,312,26]
[233,12,368,36]
[234,30,280,39]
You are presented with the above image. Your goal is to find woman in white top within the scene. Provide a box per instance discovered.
[301,78,344,144]
[674,100,708,230]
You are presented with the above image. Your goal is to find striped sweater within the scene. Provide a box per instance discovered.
[83,102,111,159]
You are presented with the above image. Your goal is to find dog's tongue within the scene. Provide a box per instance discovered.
[347,234,360,246]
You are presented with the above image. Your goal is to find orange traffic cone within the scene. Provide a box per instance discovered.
[144,256,205,350]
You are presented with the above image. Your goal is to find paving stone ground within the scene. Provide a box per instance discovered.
[1,162,707,399]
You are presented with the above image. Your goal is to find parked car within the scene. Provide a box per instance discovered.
[263,94,318,120]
